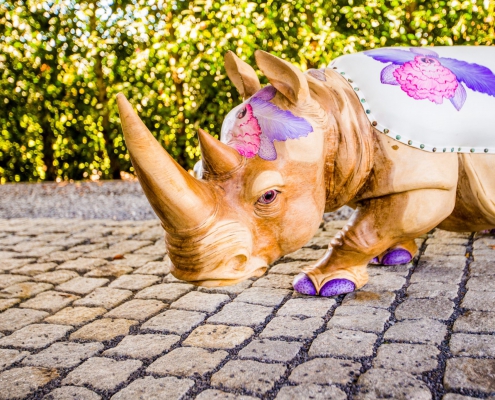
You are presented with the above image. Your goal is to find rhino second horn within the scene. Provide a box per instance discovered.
[198,128,243,176]
[117,94,217,232]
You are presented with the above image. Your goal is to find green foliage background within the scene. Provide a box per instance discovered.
[1,0,494,183]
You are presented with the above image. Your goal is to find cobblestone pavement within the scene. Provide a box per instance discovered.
[0,218,494,399]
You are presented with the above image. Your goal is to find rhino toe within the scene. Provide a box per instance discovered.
[381,248,412,265]
[319,278,355,297]
[293,273,317,296]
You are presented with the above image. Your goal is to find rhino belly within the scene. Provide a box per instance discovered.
[330,46,495,155]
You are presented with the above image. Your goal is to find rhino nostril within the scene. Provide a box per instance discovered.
[230,254,248,271]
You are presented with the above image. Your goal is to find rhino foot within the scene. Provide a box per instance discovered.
[293,273,317,295]
[381,248,412,265]
[369,257,380,265]
[293,274,355,297]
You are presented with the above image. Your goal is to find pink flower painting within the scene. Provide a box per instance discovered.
[365,47,495,111]
[225,85,313,160]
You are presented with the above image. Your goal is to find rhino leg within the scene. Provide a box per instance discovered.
[294,188,456,297]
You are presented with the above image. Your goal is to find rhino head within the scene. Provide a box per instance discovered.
[117,50,372,287]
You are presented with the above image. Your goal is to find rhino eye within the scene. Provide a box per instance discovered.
[236,107,247,119]
[258,190,279,204]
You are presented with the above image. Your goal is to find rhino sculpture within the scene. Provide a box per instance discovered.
[117,46,495,297]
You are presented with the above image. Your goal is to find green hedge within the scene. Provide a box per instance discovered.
[1,0,493,182]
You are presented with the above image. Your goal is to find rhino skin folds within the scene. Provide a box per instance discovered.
[117,47,495,296]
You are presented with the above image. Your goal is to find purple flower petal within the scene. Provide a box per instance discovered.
[293,273,317,296]
[253,85,277,101]
[450,82,467,111]
[410,47,439,57]
[380,64,400,85]
[320,279,355,297]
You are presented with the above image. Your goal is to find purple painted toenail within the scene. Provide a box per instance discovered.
[319,278,355,297]
[293,273,317,296]
[381,248,412,265]
[369,257,380,265]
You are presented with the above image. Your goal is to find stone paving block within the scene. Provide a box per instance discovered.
[368,264,413,278]
[373,343,439,373]
[0,251,21,259]
[411,265,465,284]
[44,386,101,400]
[395,297,454,320]
[284,248,326,261]
[105,299,166,321]
[109,274,160,291]
[0,349,30,371]
[355,369,432,399]
[44,306,106,326]
[133,227,164,241]
[42,251,83,263]
[309,328,377,358]
[0,298,20,312]
[13,262,57,276]
[0,308,49,332]
[238,339,302,363]
[57,258,107,273]
[133,260,171,275]
[135,283,194,302]
[1,259,36,273]
[25,246,64,258]
[134,242,165,256]
[269,261,309,275]
[148,347,227,376]
[277,297,335,317]
[73,287,133,309]
[252,274,294,289]
[342,290,397,309]
[62,357,142,392]
[453,311,495,333]
[470,260,495,276]
[211,359,286,395]
[70,318,138,342]
[183,324,253,349]
[199,279,253,295]
[466,276,495,291]
[461,290,495,311]
[384,318,447,344]
[328,305,390,333]
[141,309,206,335]
[444,358,495,392]
[442,395,482,400]
[289,357,361,385]
[56,277,109,295]
[450,333,495,357]
[103,333,179,359]
[407,282,459,300]
[275,384,347,400]
[196,389,258,400]
[261,316,324,340]
[0,281,53,299]
[0,367,59,400]
[234,287,290,307]
[207,302,273,326]
[363,273,407,292]
[0,324,72,349]
[33,270,79,285]
[110,254,161,268]
[11,241,47,252]
[19,290,79,313]
[111,376,194,400]
[84,264,132,278]
[0,274,30,289]
[171,291,229,313]
[22,342,103,368]
[423,244,466,256]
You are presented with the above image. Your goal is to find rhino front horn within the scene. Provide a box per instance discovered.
[198,128,243,176]
[117,94,217,232]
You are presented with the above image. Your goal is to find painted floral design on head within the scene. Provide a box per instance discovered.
[221,86,313,161]
[364,47,495,111]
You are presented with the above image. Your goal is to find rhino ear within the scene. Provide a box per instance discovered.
[224,51,261,100]
[254,50,309,105]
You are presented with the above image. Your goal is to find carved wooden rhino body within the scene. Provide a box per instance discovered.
[117,47,495,297]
